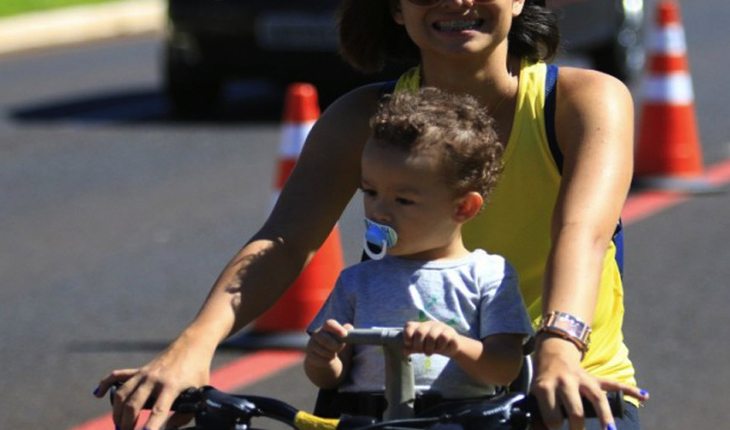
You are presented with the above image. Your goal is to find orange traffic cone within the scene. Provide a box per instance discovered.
[226,83,345,349]
[634,0,713,192]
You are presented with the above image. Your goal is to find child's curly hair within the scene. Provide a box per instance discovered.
[369,88,504,203]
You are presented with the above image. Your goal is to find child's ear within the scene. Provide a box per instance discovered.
[454,192,484,222]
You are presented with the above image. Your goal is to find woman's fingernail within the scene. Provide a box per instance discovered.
[607,423,617,430]
[640,388,650,397]
[93,386,101,397]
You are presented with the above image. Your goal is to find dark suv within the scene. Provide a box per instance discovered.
[164,0,645,116]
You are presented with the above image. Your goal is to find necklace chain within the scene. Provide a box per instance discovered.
[488,75,517,116]
[415,66,518,116]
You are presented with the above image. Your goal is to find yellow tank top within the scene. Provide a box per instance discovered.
[395,60,637,389]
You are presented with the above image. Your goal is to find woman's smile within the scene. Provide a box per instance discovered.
[432,18,485,32]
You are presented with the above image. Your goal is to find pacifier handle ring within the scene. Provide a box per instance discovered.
[363,238,388,260]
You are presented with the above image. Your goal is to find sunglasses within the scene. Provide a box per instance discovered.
[404,0,545,6]
[405,0,491,5]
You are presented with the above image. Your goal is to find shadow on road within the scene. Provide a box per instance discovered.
[66,339,278,353]
[67,339,175,353]
[7,84,287,125]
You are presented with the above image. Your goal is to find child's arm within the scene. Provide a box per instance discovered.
[304,319,354,389]
[402,321,525,387]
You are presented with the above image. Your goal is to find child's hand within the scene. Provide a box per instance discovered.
[402,320,460,358]
[305,319,353,368]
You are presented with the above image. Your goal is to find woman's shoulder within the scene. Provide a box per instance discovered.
[306,81,392,144]
[321,81,393,120]
[551,66,635,137]
[555,66,632,104]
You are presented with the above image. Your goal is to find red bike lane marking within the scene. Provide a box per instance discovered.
[72,350,304,430]
[71,159,730,430]
[622,159,730,224]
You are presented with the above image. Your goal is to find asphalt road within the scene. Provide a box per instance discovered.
[1,1,729,429]
[0,35,367,430]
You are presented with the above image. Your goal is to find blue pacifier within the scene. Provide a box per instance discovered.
[363,218,398,260]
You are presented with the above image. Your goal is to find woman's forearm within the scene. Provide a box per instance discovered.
[178,87,376,349]
[184,237,312,348]
[541,224,608,323]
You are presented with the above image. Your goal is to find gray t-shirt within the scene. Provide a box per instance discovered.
[307,249,533,398]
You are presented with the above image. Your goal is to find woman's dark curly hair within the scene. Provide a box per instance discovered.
[369,88,504,201]
[337,0,559,73]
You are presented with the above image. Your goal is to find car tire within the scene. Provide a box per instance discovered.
[164,46,224,118]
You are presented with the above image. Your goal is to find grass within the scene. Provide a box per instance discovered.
[0,0,126,18]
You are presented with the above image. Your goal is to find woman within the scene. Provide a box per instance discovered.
[96,1,648,429]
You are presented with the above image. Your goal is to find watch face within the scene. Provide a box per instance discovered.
[545,311,590,344]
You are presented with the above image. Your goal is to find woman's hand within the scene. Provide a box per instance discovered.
[93,335,213,430]
[531,336,649,430]
[402,320,460,357]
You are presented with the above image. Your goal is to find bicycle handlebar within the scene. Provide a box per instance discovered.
[341,327,404,346]
[342,328,415,420]
[108,328,625,430]
[109,383,624,430]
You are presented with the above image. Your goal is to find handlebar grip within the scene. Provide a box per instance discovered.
[108,382,201,413]
[341,328,403,346]
[293,411,340,430]
[524,391,625,420]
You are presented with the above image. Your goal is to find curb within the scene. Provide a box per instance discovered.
[0,0,164,55]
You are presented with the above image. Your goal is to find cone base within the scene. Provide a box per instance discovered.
[631,175,722,195]
[222,330,308,350]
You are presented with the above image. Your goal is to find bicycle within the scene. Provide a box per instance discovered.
[110,328,623,430]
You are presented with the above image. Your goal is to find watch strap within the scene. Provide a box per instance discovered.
[538,311,591,355]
